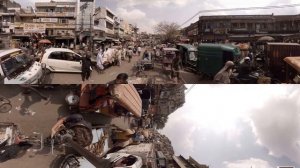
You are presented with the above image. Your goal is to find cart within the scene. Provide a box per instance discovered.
[162,48,178,71]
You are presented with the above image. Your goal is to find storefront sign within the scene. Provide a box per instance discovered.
[40,18,58,23]
[24,23,46,33]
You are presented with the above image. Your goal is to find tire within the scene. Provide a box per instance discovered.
[0,103,12,113]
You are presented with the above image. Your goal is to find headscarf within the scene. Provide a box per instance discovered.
[214,61,234,84]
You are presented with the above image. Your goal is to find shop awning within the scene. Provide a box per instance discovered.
[55,36,75,40]
[12,35,30,38]
[93,37,106,41]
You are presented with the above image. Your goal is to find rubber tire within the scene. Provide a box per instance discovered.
[0,103,12,113]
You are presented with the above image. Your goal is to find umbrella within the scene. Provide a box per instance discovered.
[257,36,275,42]
[38,39,52,44]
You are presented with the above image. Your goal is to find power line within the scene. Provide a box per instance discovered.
[180,3,300,27]
[185,84,196,96]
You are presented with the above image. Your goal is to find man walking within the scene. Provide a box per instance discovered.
[96,47,104,74]
[81,52,93,82]
[127,48,133,63]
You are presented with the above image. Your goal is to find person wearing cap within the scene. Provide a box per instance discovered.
[238,57,252,79]
[214,61,235,84]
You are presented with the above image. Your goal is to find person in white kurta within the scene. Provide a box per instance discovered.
[96,49,104,73]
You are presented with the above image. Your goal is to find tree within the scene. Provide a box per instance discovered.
[154,22,180,43]
[153,114,169,130]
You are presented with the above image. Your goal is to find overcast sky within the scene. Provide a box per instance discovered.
[160,85,300,168]
[15,0,300,33]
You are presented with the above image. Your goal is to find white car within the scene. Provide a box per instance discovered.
[41,48,83,73]
[59,153,143,168]
[105,153,143,168]
[0,48,44,84]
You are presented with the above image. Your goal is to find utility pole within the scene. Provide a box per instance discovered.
[80,2,88,47]
[90,13,93,52]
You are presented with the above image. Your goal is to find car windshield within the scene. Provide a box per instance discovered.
[1,53,33,78]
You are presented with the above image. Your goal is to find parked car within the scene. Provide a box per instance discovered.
[41,48,83,73]
[0,48,44,84]
[56,153,143,168]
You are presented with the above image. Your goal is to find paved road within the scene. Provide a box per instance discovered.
[43,50,205,84]
[0,85,133,168]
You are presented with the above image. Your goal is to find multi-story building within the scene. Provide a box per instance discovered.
[114,17,125,39]
[93,7,119,42]
[158,84,186,115]
[197,14,300,42]
[183,21,199,43]
[15,0,77,46]
[172,156,209,168]
[36,1,77,44]
[0,0,20,34]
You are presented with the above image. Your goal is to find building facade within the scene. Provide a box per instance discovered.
[0,0,20,34]
[158,84,186,115]
[197,14,300,42]
[93,7,117,40]
[172,156,209,168]
[183,21,199,43]
[14,0,77,46]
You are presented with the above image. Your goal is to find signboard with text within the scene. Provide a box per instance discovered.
[40,18,58,23]
[24,23,46,33]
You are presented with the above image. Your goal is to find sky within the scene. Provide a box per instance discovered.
[160,85,300,168]
[14,0,300,33]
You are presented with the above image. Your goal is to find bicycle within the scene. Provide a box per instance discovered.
[0,95,12,113]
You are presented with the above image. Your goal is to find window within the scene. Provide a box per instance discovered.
[232,23,238,28]
[61,19,67,24]
[64,52,80,62]
[49,52,64,60]
[240,23,245,28]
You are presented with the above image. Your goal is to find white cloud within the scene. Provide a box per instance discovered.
[115,8,157,33]
[250,88,300,165]
[116,0,195,8]
[224,158,273,168]
[162,85,300,167]
[116,8,146,20]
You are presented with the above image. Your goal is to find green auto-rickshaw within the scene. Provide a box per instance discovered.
[176,43,198,69]
[196,43,241,78]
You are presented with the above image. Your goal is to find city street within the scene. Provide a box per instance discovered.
[0,85,133,168]
[43,52,205,84]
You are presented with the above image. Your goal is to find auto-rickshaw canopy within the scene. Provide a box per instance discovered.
[284,57,300,73]
[163,48,179,52]
[177,43,197,52]
[79,84,142,118]
[197,43,241,76]
[110,84,142,118]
